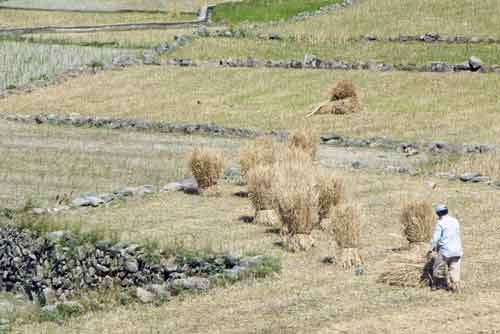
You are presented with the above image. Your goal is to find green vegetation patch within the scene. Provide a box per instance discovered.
[212,0,340,24]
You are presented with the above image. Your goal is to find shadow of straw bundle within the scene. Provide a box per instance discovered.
[400,200,434,243]
[239,138,279,180]
[288,128,319,158]
[188,147,225,190]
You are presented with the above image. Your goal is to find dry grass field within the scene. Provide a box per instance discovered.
[0,121,242,208]
[0,8,192,28]
[8,170,500,333]
[255,0,500,39]
[0,0,225,12]
[2,66,500,144]
[25,26,225,49]
[3,0,500,333]
[169,37,500,64]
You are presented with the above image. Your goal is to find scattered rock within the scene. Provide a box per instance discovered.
[459,172,481,182]
[469,56,483,71]
[224,266,246,280]
[135,287,154,304]
[172,277,210,292]
[322,256,337,265]
[160,182,183,193]
[125,259,139,273]
[239,256,265,267]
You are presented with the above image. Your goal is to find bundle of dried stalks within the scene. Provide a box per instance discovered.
[378,248,433,288]
[331,205,362,268]
[246,164,275,211]
[306,79,361,118]
[188,147,225,190]
[400,200,434,243]
[287,128,319,158]
[317,168,344,221]
[330,79,358,101]
[239,138,279,179]
[273,148,319,251]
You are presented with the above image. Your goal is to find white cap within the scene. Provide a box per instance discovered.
[435,204,448,213]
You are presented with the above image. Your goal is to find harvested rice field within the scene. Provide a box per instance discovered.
[2,66,500,144]
[2,0,500,333]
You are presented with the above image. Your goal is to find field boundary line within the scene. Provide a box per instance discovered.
[1,113,497,155]
[0,4,213,34]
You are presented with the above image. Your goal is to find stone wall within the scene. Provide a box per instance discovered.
[3,113,498,156]
[165,55,498,73]
[0,226,269,305]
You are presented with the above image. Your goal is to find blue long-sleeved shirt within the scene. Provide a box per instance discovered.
[430,215,463,257]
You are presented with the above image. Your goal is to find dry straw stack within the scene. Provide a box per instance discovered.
[239,138,278,180]
[287,128,319,159]
[378,200,435,287]
[331,204,363,268]
[188,147,225,192]
[316,168,344,231]
[306,79,361,117]
[273,147,319,252]
[246,164,280,226]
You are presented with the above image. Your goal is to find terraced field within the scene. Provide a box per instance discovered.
[2,0,500,333]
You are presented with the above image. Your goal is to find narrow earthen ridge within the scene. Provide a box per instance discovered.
[1,113,497,155]
[357,33,500,44]
[0,4,213,34]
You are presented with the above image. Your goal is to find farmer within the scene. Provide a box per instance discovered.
[428,204,463,292]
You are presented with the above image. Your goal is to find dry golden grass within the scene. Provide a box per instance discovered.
[188,147,225,190]
[246,163,275,211]
[435,152,500,181]
[0,121,192,208]
[5,66,500,144]
[273,148,318,236]
[287,128,318,158]
[0,8,187,28]
[316,168,344,220]
[400,200,435,243]
[10,168,500,333]
[255,0,500,40]
[378,250,433,288]
[239,137,278,178]
[330,79,357,101]
[331,204,361,249]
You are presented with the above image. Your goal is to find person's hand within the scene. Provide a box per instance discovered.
[426,251,434,261]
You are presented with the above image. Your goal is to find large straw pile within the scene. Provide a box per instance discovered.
[306,79,361,117]
[378,200,436,287]
[188,147,225,191]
